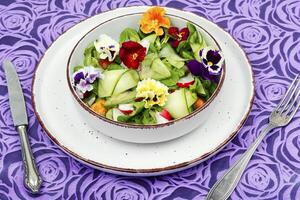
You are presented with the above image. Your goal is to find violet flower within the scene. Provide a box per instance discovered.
[72,66,103,99]
[187,47,224,83]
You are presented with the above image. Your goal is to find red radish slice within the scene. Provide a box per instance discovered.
[155,109,172,124]
[112,108,124,121]
[156,113,169,124]
[159,109,172,121]
[176,74,195,88]
[118,104,134,115]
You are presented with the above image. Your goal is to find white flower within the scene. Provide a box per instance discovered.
[94,34,120,61]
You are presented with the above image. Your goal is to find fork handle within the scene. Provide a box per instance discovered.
[17,125,42,193]
[206,123,276,200]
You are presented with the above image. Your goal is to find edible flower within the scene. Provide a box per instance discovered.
[94,34,120,61]
[187,47,224,82]
[136,79,169,108]
[139,7,171,36]
[168,27,189,48]
[200,47,224,75]
[91,99,107,116]
[119,41,146,69]
[72,66,103,99]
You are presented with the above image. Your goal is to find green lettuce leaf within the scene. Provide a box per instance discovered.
[160,28,170,45]
[189,77,206,97]
[160,61,186,87]
[107,63,123,70]
[189,78,217,100]
[187,22,197,35]
[148,43,159,54]
[180,50,194,60]
[83,43,100,67]
[141,109,157,125]
[187,23,207,61]
[119,28,140,43]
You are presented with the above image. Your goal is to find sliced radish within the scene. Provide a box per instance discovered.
[156,113,169,124]
[176,74,195,88]
[156,109,172,124]
[112,108,124,121]
[155,113,169,124]
[118,103,134,115]
[160,109,172,121]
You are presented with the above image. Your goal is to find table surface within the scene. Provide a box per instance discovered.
[0,0,299,199]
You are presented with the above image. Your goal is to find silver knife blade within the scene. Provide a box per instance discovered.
[3,60,28,126]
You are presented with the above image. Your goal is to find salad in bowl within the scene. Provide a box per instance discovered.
[69,7,225,126]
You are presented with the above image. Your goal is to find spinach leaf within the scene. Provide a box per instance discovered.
[187,22,197,35]
[119,28,140,43]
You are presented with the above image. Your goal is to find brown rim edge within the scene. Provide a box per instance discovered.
[31,6,255,174]
[66,12,226,129]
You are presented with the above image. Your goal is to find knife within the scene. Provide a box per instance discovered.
[3,60,42,193]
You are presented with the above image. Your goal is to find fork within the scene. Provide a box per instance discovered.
[207,74,300,200]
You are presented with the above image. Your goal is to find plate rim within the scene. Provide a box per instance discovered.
[31,6,255,175]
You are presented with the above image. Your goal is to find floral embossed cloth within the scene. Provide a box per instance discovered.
[0,0,299,199]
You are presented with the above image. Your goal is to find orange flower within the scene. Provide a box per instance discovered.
[140,7,170,36]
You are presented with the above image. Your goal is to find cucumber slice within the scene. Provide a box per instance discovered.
[151,58,171,80]
[113,70,139,95]
[98,69,127,98]
[140,34,157,44]
[104,90,137,108]
[159,44,186,69]
[139,64,153,80]
[164,89,189,119]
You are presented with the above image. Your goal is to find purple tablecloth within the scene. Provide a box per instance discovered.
[0,0,299,199]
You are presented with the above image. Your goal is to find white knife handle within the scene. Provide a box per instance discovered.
[17,125,42,193]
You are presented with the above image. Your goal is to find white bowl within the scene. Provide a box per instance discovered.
[67,9,226,143]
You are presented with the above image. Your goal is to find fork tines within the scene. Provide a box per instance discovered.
[276,74,300,117]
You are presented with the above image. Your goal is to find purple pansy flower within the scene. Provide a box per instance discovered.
[187,47,224,83]
[72,66,103,99]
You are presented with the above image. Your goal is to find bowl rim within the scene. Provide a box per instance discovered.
[66,11,226,129]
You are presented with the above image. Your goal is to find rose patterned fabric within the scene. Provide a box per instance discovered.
[0,0,299,199]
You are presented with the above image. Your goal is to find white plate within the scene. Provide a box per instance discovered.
[32,6,254,176]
